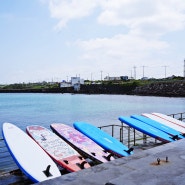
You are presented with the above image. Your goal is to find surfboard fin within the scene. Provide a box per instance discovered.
[43,165,52,177]
[76,161,87,169]
[124,147,134,154]
[78,156,83,160]
[91,152,96,156]
[171,135,179,140]
[63,160,69,164]
[104,153,113,161]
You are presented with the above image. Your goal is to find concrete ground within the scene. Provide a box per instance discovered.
[36,139,185,185]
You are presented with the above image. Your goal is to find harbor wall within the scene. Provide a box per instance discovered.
[0,80,184,97]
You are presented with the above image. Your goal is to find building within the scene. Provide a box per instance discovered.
[71,77,84,91]
[60,80,72,88]
[71,77,84,86]
[57,77,82,91]
[120,76,129,81]
[104,76,121,81]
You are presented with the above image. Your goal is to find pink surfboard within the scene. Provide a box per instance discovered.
[26,125,90,172]
[50,123,115,164]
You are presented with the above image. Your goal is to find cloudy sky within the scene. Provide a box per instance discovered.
[0,0,185,83]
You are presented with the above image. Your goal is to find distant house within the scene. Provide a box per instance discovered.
[141,77,148,80]
[120,76,129,81]
[60,80,72,88]
[74,83,80,91]
[71,77,84,86]
[104,76,121,81]
[71,77,84,91]
[60,77,84,91]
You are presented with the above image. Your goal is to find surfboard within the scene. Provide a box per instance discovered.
[26,125,90,172]
[50,123,115,164]
[131,115,184,139]
[118,116,175,143]
[143,113,185,135]
[152,112,185,128]
[73,122,133,157]
[2,123,61,183]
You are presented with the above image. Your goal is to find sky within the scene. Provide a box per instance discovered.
[0,0,185,84]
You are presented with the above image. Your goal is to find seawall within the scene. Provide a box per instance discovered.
[0,80,184,97]
[133,80,185,97]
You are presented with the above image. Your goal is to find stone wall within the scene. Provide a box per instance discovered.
[0,80,184,97]
[133,80,185,97]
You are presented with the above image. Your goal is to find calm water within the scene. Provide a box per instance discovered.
[0,93,185,175]
[0,93,185,134]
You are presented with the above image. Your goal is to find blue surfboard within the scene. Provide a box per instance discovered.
[131,115,184,140]
[118,117,175,143]
[73,122,133,157]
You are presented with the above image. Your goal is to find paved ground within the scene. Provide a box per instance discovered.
[36,139,185,185]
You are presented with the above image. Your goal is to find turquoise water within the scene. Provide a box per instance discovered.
[0,93,185,133]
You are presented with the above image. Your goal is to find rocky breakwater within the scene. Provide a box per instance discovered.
[79,84,137,94]
[133,80,185,97]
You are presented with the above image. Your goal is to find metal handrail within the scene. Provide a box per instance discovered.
[168,112,185,121]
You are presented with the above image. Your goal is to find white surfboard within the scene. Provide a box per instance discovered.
[152,112,185,128]
[142,113,185,135]
[2,123,61,183]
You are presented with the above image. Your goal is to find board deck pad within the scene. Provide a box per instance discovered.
[26,125,90,172]
[73,122,133,157]
[142,113,185,135]
[131,115,184,139]
[118,117,175,143]
[50,123,115,163]
[2,123,61,183]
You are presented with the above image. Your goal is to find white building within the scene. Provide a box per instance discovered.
[71,77,84,85]
[60,77,84,90]
[71,77,84,91]
[104,76,121,81]
[60,81,71,88]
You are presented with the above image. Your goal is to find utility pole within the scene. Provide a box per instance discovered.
[141,66,147,78]
[133,66,137,79]
[100,70,103,81]
[184,59,185,79]
[162,66,168,78]
[91,73,93,83]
